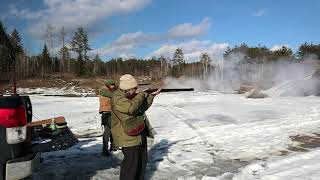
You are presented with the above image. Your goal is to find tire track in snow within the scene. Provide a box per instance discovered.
[156,104,248,178]
[163,105,212,149]
[148,103,217,178]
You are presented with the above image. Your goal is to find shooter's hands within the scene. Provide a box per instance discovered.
[151,88,162,96]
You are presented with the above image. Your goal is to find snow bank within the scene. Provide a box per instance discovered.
[264,78,320,97]
[18,87,96,97]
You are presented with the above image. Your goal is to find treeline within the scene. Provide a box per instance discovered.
[1,20,320,82]
[223,43,320,63]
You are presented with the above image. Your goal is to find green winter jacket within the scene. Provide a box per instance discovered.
[111,89,155,147]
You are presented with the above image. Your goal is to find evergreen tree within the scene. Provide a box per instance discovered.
[172,48,184,77]
[0,22,18,83]
[223,44,272,64]
[10,29,23,55]
[0,21,10,80]
[41,44,51,78]
[272,46,293,60]
[70,27,91,75]
[297,43,320,60]
[83,31,91,61]
[10,29,25,78]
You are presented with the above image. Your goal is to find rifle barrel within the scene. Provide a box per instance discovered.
[145,88,194,93]
[138,83,151,86]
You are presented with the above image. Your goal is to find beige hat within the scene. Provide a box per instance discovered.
[119,74,138,90]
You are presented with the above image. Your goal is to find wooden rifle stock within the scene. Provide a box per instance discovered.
[27,116,66,127]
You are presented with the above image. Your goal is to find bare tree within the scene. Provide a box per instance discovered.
[160,56,169,78]
[58,26,68,72]
[45,24,55,71]
[200,52,211,79]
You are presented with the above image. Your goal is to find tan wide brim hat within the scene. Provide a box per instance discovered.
[119,74,138,90]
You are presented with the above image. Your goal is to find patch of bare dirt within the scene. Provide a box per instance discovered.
[280,133,320,155]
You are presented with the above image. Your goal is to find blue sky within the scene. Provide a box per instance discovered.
[1,0,319,61]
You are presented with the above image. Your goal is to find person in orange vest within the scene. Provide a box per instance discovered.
[99,79,117,156]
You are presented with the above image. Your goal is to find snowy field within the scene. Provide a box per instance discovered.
[30,91,320,180]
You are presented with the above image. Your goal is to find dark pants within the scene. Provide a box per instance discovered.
[120,134,148,180]
[101,112,114,152]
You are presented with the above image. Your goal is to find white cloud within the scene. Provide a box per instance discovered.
[112,31,156,46]
[92,18,213,57]
[119,53,136,60]
[93,38,229,62]
[108,17,211,47]
[270,44,290,51]
[91,31,153,56]
[8,0,152,38]
[253,9,266,17]
[147,40,229,62]
[92,43,136,57]
[8,4,44,20]
[167,17,211,38]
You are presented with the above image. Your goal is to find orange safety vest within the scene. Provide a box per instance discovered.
[99,91,112,113]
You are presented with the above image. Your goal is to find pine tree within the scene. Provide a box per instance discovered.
[10,29,23,54]
[70,27,91,75]
[10,29,25,78]
[297,43,320,60]
[83,31,91,61]
[0,22,18,87]
[0,21,10,80]
[172,48,184,77]
[41,44,51,78]
[272,46,293,60]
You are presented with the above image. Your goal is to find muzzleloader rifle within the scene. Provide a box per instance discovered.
[144,88,194,94]
[138,83,151,86]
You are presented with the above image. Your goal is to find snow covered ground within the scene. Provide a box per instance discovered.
[17,87,96,97]
[30,91,320,180]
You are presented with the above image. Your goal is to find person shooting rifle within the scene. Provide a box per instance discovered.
[111,74,160,180]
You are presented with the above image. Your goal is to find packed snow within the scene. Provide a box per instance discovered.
[30,91,320,179]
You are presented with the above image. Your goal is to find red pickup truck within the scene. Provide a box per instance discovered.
[0,95,40,180]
